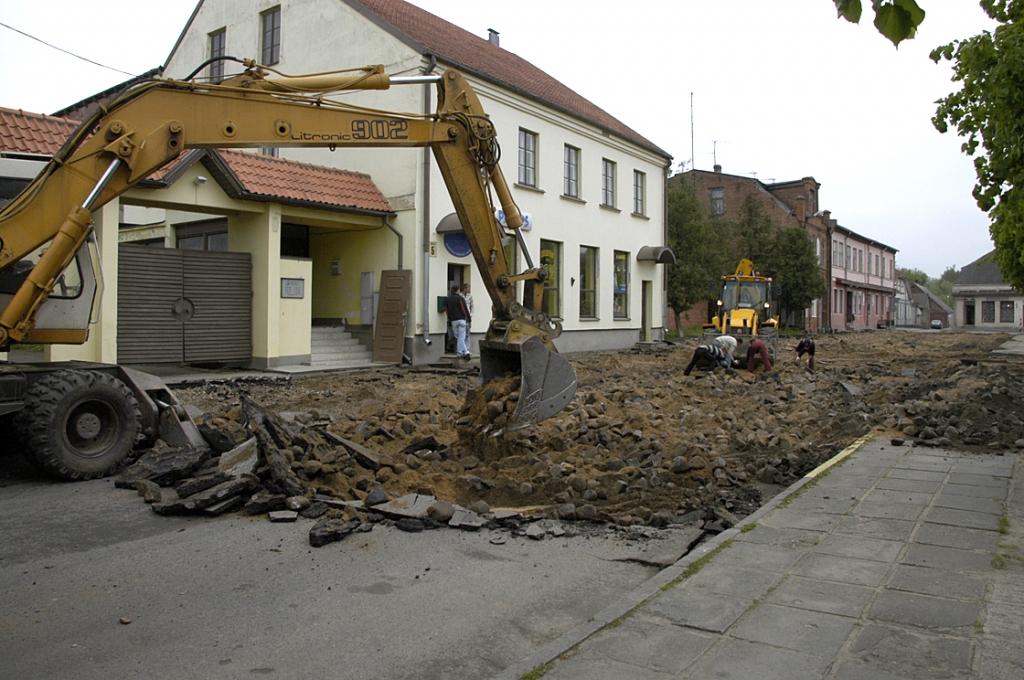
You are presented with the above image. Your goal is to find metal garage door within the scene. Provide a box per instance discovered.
[118,245,251,365]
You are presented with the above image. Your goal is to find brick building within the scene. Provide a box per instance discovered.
[670,165,829,331]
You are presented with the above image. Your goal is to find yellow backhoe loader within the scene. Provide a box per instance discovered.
[702,259,780,365]
[0,61,577,479]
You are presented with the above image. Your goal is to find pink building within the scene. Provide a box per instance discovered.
[829,223,897,331]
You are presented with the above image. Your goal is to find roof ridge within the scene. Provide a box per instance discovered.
[347,0,669,159]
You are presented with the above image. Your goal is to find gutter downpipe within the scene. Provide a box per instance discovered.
[421,55,437,347]
[385,214,402,269]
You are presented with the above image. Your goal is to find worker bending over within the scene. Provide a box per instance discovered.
[684,342,731,376]
[714,335,738,367]
[747,337,773,372]
[794,337,815,371]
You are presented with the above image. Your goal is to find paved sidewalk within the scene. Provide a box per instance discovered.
[495,437,1023,680]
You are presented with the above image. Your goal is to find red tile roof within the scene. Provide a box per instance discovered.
[0,107,79,156]
[214,149,393,214]
[349,0,669,159]
[0,107,390,215]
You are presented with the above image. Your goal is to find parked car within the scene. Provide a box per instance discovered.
[930,320,943,329]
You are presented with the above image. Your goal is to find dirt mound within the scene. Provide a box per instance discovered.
[172,331,1024,528]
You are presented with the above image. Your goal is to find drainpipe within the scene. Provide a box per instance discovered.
[385,214,402,269]
[421,55,437,346]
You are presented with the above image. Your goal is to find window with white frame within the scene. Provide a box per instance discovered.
[845,245,851,269]
[563,145,579,198]
[632,170,646,215]
[518,129,537,187]
[262,7,281,65]
[209,29,226,83]
[579,246,598,318]
[602,159,616,207]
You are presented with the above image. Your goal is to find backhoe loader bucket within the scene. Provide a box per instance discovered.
[479,335,577,430]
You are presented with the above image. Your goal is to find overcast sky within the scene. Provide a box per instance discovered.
[0,0,998,278]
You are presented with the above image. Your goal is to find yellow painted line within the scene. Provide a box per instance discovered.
[805,432,877,479]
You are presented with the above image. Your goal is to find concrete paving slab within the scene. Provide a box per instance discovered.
[851,499,926,521]
[954,458,1016,478]
[642,589,751,634]
[925,506,1004,531]
[680,565,783,600]
[731,603,858,656]
[902,541,996,572]
[832,515,916,542]
[705,541,805,574]
[943,480,1012,499]
[688,638,833,680]
[833,661,906,680]
[812,532,905,563]
[790,553,893,587]
[777,495,858,515]
[809,474,881,490]
[947,473,1010,490]
[869,590,982,630]
[732,525,825,550]
[763,575,874,618]
[844,624,974,679]
[543,653,676,680]
[883,468,948,482]
[887,564,988,599]
[932,491,1004,514]
[912,522,1001,551]
[874,477,943,493]
[860,488,936,506]
[760,510,843,532]
[580,619,717,676]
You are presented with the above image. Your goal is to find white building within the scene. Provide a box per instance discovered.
[953,250,1024,332]
[156,0,673,365]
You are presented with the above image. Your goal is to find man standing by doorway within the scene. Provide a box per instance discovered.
[445,285,471,359]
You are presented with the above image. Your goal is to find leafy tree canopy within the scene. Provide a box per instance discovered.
[765,227,829,321]
[932,0,1024,291]
[901,268,930,285]
[834,0,926,47]
[665,183,728,327]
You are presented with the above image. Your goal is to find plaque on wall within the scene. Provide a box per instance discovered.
[281,278,305,299]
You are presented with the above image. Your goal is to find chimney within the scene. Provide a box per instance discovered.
[713,164,721,173]
[488,28,500,46]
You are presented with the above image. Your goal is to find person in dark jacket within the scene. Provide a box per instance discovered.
[747,337,773,372]
[794,337,816,371]
[445,285,471,359]
[684,343,730,376]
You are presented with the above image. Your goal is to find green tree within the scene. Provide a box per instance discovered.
[939,264,958,283]
[760,227,828,327]
[833,0,926,47]
[926,264,957,306]
[727,195,775,266]
[901,268,930,286]
[932,1,1024,292]
[665,183,727,331]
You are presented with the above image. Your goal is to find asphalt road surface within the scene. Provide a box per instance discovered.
[0,453,676,680]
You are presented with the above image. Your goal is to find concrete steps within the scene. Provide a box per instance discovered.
[308,326,374,368]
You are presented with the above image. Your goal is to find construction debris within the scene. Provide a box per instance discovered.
[110,331,1023,548]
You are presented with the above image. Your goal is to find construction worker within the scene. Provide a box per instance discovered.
[794,337,816,371]
[747,337,773,372]
[714,335,738,367]
[684,342,730,376]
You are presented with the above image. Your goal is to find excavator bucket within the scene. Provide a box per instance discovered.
[479,335,577,430]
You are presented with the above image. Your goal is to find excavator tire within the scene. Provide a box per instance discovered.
[14,370,142,481]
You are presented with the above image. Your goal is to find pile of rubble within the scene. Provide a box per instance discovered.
[130,331,1022,545]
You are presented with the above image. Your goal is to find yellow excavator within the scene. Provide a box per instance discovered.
[0,61,577,479]
[703,258,780,365]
